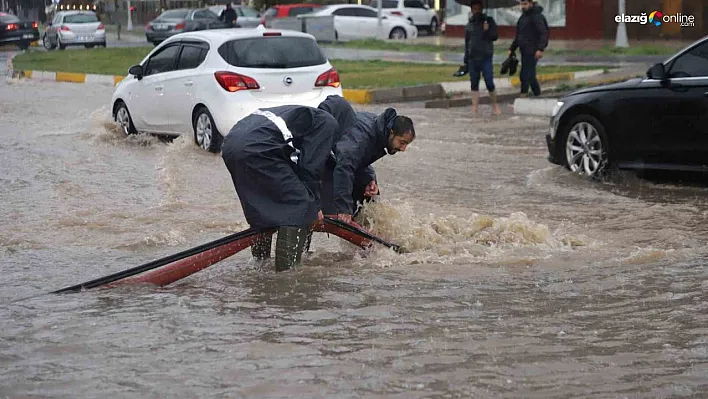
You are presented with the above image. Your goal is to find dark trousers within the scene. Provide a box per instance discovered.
[520,52,541,96]
[468,56,495,92]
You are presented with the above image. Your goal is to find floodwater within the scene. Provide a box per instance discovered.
[1,78,707,398]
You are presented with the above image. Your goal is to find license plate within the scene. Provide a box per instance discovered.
[154,23,167,30]
[22,34,34,39]
[79,36,92,41]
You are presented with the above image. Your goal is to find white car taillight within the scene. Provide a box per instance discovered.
[214,71,260,92]
[315,68,340,88]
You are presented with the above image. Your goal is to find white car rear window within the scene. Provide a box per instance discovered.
[218,36,327,69]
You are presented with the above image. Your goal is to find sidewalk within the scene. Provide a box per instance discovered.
[425,65,647,109]
[320,46,665,67]
[103,24,147,44]
[409,35,694,51]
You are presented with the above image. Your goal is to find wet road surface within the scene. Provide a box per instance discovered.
[1,78,707,398]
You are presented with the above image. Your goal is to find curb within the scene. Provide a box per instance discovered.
[343,84,445,104]
[512,98,559,117]
[7,68,125,86]
[426,69,607,109]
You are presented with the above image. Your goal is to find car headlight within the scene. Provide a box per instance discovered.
[551,101,564,118]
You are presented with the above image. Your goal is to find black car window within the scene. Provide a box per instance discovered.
[404,0,423,8]
[668,41,708,78]
[64,13,99,23]
[176,45,208,70]
[144,45,180,76]
[355,8,378,18]
[218,36,326,69]
[333,8,357,16]
[0,13,21,23]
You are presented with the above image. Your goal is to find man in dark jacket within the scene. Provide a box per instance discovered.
[465,0,501,116]
[317,95,380,218]
[508,0,549,97]
[317,95,415,224]
[220,4,238,28]
[221,105,338,271]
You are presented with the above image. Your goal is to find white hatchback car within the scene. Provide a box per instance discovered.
[369,0,439,34]
[111,26,343,153]
[308,4,417,41]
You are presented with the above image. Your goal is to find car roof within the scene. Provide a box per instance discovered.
[273,3,321,8]
[163,27,318,46]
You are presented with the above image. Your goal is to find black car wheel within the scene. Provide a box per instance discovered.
[17,41,30,50]
[429,17,438,34]
[58,36,66,50]
[559,114,609,178]
[193,106,223,153]
[85,44,95,48]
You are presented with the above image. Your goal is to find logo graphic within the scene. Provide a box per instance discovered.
[283,76,293,86]
[649,10,663,26]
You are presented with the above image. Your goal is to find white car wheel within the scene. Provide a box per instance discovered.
[114,101,137,136]
[193,107,223,153]
[389,27,406,40]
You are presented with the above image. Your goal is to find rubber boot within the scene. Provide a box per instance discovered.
[251,233,273,260]
[471,90,480,116]
[275,226,308,272]
[489,91,502,116]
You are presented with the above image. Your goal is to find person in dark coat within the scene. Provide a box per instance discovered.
[317,95,380,218]
[508,0,549,97]
[464,0,501,116]
[316,96,415,224]
[221,105,338,271]
[220,4,238,28]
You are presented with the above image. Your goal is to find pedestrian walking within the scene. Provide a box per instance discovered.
[508,0,549,97]
[464,0,501,116]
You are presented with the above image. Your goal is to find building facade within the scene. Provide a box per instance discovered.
[443,0,707,40]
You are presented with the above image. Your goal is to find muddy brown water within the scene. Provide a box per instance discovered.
[1,78,707,398]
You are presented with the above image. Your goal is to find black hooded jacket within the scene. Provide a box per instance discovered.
[464,12,498,63]
[318,95,383,215]
[509,3,549,55]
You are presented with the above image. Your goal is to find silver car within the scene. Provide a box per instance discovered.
[43,11,106,50]
[208,4,262,28]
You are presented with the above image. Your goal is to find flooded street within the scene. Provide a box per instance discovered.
[1,78,707,398]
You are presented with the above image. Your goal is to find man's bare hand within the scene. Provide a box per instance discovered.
[338,213,352,224]
[535,50,543,60]
[364,180,379,197]
[318,210,324,222]
[483,21,489,31]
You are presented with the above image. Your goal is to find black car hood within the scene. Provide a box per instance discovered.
[566,77,644,97]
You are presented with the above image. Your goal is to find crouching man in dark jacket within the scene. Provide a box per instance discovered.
[508,0,549,97]
[221,105,337,271]
[317,95,415,224]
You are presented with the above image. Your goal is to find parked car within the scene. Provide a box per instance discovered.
[43,11,105,50]
[208,4,262,28]
[145,8,227,45]
[0,11,39,50]
[546,35,708,177]
[112,27,343,153]
[260,3,322,26]
[369,0,438,33]
[307,4,417,40]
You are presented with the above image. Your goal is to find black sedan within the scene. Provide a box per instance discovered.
[0,12,39,50]
[546,35,708,177]
[145,8,228,45]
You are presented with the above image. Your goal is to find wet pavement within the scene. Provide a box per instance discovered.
[1,79,707,398]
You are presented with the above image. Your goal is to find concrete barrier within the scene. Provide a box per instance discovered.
[512,98,559,117]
